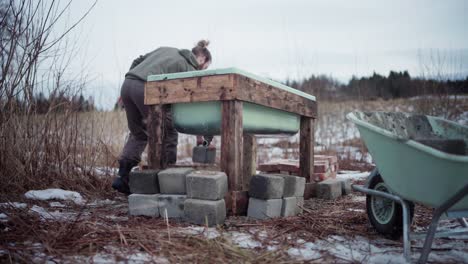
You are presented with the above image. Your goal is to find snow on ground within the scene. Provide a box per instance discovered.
[0,202,28,209]
[177,226,221,239]
[337,170,370,180]
[29,205,80,221]
[25,189,84,204]
[228,231,263,249]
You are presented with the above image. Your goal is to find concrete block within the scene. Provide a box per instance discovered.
[281,197,297,217]
[158,168,194,194]
[304,183,317,199]
[247,198,282,219]
[317,179,342,200]
[192,146,216,163]
[338,178,352,195]
[128,194,159,217]
[129,170,159,194]
[296,197,304,214]
[275,174,306,197]
[184,199,226,226]
[186,171,227,200]
[158,194,186,218]
[249,174,284,199]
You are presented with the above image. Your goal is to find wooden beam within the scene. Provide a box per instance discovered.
[242,134,257,190]
[220,100,244,191]
[299,116,315,182]
[147,105,166,169]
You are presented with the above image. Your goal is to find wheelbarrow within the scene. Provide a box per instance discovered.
[347,111,468,264]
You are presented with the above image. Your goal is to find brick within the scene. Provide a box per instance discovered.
[247,198,282,220]
[281,197,297,217]
[129,170,159,194]
[192,146,216,164]
[317,179,342,200]
[304,183,317,199]
[186,171,227,200]
[273,174,305,197]
[314,162,329,173]
[338,178,352,195]
[158,168,194,194]
[184,199,226,226]
[296,197,304,214]
[128,194,159,217]
[158,194,186,218]
[249,174,284,199]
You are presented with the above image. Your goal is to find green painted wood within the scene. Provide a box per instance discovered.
[347,111,468,211]
[147,67,316,102]
[172,101,300,135]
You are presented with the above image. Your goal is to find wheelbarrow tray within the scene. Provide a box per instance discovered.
[147,68,316,135]
[347,111,468,211]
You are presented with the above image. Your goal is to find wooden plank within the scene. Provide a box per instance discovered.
[299,116,315,182]
[145,74,236,105]
[220,100,244,191]
[147,105,166,169]
[242,134,257,190]
[235,74,317,118]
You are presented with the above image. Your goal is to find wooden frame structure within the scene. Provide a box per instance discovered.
[144,73,317,215]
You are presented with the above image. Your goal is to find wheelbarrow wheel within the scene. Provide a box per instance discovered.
[366,174,414,239]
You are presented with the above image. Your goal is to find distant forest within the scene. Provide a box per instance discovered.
[286,71,468,101]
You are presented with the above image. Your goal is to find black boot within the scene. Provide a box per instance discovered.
[112,159,138,194]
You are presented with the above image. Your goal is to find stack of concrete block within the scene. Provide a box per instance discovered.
[278,174,306,216]
[157,168,194,218]
[314,178,352,200]
[184,170,227,226]
[247,174,284,219]
[128,170,160,217]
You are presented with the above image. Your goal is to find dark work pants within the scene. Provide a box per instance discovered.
[119,78,178,164]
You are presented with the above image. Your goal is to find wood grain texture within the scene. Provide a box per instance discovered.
[147,105,166,169]
[242,134,257,191]
[299,117,315,182]
[220,101,244,191]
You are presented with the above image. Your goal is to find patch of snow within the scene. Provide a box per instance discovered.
[29,205,78,221]
[49,202,66,208]
[25,189,84,204]
[337,171,370,180]
[0,213,8,220]
[228,231,262,249]
[178,226,220,239]
[0,202,28,209]
[347,208,365,213]
[351,196,366,202]
[88,199,116,207]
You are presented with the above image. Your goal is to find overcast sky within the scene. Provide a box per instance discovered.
[63,0,468,109]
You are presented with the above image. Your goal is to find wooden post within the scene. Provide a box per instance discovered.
[147,105,166,169]
[220,100,244,190]
[299,116,315,182]
[242,134,257,190]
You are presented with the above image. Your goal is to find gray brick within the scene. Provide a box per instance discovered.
[247,198,282,219]
[281,197,297,217]
[184,199,226,226]
[317,179,342,200]
[274,174,306,197]
[158,194,186,218]
[158,168,194,194]
[249,174,284,199]
[128,194,159,217]
[192,146,216,164]
[186,170,228,200]
[338,178,352,195]
[296,197,304,214]
[129,170,159,194]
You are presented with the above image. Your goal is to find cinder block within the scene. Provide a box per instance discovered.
[192,146,216,164]
[249,174,284,199]
[281,197,297,217]
[296,197,304,214]
[338,178,352,195]
[186,171,228,200]
[275,174,306,197]
[128,194,159,217]
[317,179,342,200]
[247,198,282,219]
[304,183,317,199]
[158,168,194,194]
[158,194,186,218]
[184,199,226,226]
[129,170,159,194]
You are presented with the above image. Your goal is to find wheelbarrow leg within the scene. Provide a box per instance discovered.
[418,183,468,264]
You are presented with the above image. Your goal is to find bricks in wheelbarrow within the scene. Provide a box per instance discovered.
[186,171,228,200]
[249,174,284,199]
[129,170,160,194]
[128,194,160,217]
[317,179,342,200]
[158,168,194,194]
[184,199,226,226]
[247,198,282,219]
